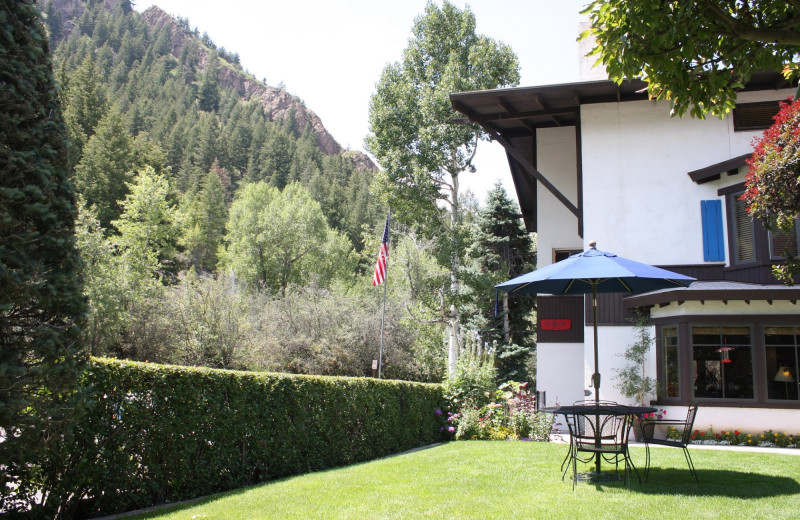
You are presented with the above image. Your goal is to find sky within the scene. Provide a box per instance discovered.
[135,0,591,203]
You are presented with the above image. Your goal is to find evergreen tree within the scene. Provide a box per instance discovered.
[60,55,108,168]
[464,183,536,383]
[179,165,228,271]
[0,1,87,511]
[197,51,220,112]
[72,106,137,227]
[112,165,178,274]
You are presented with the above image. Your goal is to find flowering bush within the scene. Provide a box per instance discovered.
[637,408,666,425]
[446,381,553,441]
[666,425,799,448]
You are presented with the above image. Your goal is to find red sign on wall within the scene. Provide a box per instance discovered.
[540,319,571,331]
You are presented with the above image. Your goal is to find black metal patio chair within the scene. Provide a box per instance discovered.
[560,401,617,479]
[565,402,639,489]
[641,403,699,483]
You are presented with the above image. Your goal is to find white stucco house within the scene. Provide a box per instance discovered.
[450,71,800,433]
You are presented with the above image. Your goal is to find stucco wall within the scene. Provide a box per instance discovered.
[533,87,798,428]
[535,125,581,267]
[581,89,794,265]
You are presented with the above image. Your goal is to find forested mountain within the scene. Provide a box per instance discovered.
[39,0,380,251]
[22,0,533,385]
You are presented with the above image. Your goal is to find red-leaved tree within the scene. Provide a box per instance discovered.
[741,96,800,283]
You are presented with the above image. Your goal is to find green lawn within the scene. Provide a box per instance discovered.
[130,442,800,520]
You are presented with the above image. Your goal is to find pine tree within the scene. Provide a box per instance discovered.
[72,106,137,227]
[197,51,220,112]
[0,1,87,511]
[60,56,108,168]
[179,165,228,271]
[464,183,536,383]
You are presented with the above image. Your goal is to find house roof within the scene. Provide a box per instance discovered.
[623,280,800,308]
[450,79,649,136]
[449,71,791,136]
[449,71,792,234]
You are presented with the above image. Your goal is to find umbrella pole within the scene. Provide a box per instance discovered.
[592,283,601,474]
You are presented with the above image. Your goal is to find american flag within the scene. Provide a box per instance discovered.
[372,213,390,286]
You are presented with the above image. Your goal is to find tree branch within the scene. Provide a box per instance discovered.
[702,3,800,45]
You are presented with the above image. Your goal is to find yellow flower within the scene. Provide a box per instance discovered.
[747,433,752,437]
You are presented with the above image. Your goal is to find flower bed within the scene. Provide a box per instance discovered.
[445,381,554,441]
[666,426,799,448]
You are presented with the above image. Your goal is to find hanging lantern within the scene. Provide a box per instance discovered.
[717,346,733,364]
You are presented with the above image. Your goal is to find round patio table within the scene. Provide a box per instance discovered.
[546,404,656,482]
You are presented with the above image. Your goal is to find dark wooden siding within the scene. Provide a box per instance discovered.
[593,263,782,326]
[538,295,584,343]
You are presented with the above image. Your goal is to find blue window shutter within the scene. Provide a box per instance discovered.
[701,200,725,262]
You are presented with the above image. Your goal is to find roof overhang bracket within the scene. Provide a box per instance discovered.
[452,100,580,220]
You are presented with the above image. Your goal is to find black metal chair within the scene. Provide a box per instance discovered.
[560,401,616,479]
[565,402,639,489]
[641,403,699,483]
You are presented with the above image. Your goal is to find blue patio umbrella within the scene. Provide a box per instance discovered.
[496,241,695,403]
[496,241,694,477]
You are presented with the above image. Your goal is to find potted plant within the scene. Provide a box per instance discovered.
[613,311,658,440]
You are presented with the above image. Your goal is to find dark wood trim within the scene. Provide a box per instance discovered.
[506,136,537,233]
[451,99,580,220]
[688,154,749,184]
[575,105,584,238]
[625,286,800,308]
[717,182,746,196]
[651,399,800,410]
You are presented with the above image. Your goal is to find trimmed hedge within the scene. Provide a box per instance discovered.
[55,358,445,517]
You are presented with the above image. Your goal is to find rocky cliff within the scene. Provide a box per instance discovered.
[141,6,376,171]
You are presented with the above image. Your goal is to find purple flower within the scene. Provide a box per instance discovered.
[440,426,445,432]
[435,408,443,416]
[448,426,455,433]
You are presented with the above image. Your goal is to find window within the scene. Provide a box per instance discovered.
[732,101,781,131]
[655,318,800,406]
[661,327,680,398]
[724,187,799,266]
[769,223,798,260]
[692,326,753,399]
[764,327,800,401]
[730,192,756,263]
[553,248,582,263]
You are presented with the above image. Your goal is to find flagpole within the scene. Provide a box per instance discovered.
[378,208,390,379]
[378,266,387,379]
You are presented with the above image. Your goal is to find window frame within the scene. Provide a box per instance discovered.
[719,183,798,268]
[653,316,800,408]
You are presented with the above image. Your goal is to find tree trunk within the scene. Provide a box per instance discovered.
[447,171,461,378]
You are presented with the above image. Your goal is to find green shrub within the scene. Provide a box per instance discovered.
[44,358,444,518]
[450,381,553,441]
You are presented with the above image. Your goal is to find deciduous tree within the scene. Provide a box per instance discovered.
[581,0,800,118]
[222,182,357,295]
[367,1,519,377]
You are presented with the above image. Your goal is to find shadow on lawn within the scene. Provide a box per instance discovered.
[601,468,800,498]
